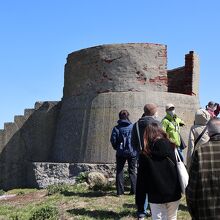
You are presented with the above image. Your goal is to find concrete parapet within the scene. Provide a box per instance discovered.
[4,122,18,145]
[4,122,14,130]
[14,115,26,129]
[24,108,35,118]
[34,101,60,110]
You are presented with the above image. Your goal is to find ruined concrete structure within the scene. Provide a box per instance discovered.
[0,43,200,190]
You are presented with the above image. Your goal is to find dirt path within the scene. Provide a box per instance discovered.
[0,191,47,207]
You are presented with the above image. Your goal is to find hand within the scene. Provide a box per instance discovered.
[179,122,185,127]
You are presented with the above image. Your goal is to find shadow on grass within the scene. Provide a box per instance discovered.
[67,208,136,219]
[61,190,115,198]
[123,203,136,209]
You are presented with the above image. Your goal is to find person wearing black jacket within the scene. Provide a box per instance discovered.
[131,103,160,152]
[136,123,181,220]
[131,103,160,219]
[110,110,138,196]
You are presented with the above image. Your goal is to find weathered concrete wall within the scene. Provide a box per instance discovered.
[0,101,60,190]
[53,91,199,163]
[63,43,168,98]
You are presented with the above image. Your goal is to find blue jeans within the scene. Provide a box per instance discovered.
[137,194,151,217]
[178,147,184,162]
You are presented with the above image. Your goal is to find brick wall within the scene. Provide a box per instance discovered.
[168,51,199,96]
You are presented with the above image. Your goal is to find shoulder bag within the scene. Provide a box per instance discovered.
[136,121,142,151]
[194,126,207,148]
[175,148,189,194]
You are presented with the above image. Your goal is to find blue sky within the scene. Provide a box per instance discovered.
[0,1,219,128]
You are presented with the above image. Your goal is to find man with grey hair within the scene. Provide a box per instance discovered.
[186,118,220,220]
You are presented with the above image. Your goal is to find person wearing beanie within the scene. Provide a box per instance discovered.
[187,109,210,168]
[161,103,185,161]
[206,101,217,118]
[131,103,160,219]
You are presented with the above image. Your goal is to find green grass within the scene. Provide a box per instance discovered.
[0,185,190,219]
[7,188,38,194]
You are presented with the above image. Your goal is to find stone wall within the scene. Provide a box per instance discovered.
[27,162,116,188]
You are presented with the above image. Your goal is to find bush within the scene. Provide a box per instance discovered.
[29,205,58,220]
[9,213,20,220]
[16,191,25,196]
[46,183,69,196]
[92,182,113,191]
[75,172,88,184]
[0,190,5,196]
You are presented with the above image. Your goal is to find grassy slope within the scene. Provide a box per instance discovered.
[0,186,190,220]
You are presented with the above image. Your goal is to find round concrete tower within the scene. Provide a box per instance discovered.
[53,43,199,163]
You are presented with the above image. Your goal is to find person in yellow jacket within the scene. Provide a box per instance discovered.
[162,103,185,160]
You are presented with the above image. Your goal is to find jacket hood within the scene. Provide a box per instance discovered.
[165,113,177,121]
[117,119,132,126]
[150,138,171,159]
[138,116,160,127]
[194,109,210,125]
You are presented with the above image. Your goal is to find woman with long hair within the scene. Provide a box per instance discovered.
[136,123,181,220]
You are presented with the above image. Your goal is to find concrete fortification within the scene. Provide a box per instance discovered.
[0,43,200,189]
